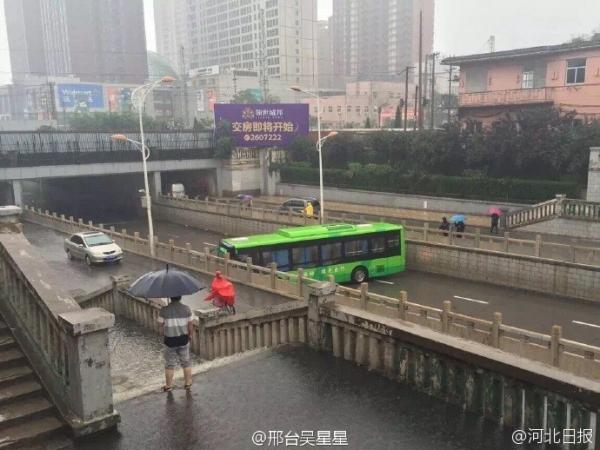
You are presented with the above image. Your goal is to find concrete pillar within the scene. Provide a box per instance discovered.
[151,172,162,199]
[307,281,336,350]
[58,308,119,435]
[12,180,22,206]
[587,147,600,202]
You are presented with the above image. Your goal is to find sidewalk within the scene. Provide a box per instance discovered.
[247,195,491,227]
[75,346,515,450]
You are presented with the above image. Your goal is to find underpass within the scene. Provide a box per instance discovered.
[25,215,599,348]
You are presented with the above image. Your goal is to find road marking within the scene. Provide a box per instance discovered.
[572,320,600,329]
[374,280,394,285]
[453,295,489,305]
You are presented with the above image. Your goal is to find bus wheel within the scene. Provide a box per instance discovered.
[351,266,368,284]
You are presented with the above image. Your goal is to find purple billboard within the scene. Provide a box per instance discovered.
[214,104,309,148]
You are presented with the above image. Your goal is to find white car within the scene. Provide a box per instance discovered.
[64,231,124,266]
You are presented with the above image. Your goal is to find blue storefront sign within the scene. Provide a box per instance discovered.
[57,84,104,109]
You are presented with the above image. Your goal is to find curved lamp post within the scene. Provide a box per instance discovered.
[290,85,337,223]
[111,133,156,256]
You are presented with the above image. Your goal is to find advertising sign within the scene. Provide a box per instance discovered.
[57,84,104,109]
[107,86,133,112]
[214,103,309,148]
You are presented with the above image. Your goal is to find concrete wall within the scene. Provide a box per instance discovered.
[587,147,600,202]
[276,183,526,215]
[520,217,600,241]
[408,241,600,303]
[153,197,600,303]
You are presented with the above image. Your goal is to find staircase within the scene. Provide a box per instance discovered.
[0,317,71,449]
[505,198,559,229]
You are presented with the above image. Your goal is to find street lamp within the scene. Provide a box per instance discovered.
[118,76,175,258]
[111,133,156,257]
[291,84,337,223]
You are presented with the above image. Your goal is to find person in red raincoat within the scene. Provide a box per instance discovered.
[205,271,236,314]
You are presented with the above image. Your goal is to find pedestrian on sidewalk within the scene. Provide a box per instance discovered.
[490,213,500,234]
[158,296,194,392]
[439,217,450,237]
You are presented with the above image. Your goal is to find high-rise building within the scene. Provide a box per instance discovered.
[317,20,333,89]
[153,0,189,70]
[331,0,434,86]
[6,0,148,84]
[154,0,319,93]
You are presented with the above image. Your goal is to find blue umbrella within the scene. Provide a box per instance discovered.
[450,214,466,223]
[128,265,205,298]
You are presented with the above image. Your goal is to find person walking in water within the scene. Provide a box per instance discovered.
[158,296,194,392]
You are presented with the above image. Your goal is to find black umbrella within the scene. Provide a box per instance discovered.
[129,265,205,298]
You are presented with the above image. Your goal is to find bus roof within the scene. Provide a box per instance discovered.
[221,223,402,249]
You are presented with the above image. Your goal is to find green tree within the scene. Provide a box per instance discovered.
[364,117,372,128]
[231,89,280,104]
[288,137,317,164]
[68,111,170,131]
[214,120,235,159]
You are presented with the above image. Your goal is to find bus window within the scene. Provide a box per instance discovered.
[321,241,342,265]
[262,248,290,270]
[370,236,386,255]
[344,239,369,258]
[386,233,401,254]
[292,245,319,268]
[237,249,258,263]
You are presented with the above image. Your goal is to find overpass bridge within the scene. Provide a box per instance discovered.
[0,131,277,209]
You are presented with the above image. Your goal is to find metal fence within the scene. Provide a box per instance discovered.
[0,131,214,167]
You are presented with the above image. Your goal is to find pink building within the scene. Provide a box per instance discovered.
[302,81,415,128]
[442,40,600,127]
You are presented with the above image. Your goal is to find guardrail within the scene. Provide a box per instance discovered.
[507,195,600,228]
[156,195,600,267]
[0,131,215,167]
[0,234,118,435]
[25,205,600,379]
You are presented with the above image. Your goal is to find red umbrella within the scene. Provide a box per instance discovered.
[205,271,236,306]
[488,207,503,216]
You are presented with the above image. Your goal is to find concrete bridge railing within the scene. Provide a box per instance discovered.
[507,195,600,229]
[156,195,600,267]
[0,234,118,436]
[22,205,600,379]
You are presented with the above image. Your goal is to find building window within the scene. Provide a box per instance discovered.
[346,105,351,113]
[566,58,586,84]
[522,69,534,89]
[328,105,333,113]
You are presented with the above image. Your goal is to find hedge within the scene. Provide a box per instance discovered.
[278,164,581,203]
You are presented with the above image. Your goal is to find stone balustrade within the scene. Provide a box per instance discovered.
[24,205,600,380]
[0,234,118,436]
[307,283,600,439]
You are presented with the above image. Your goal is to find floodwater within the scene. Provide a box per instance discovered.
[80,342,532,450]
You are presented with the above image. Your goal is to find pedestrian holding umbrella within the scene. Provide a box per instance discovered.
[129,264,205,298]
[449,214,466,238]
[488,207,502,234]
[129,265,205,393]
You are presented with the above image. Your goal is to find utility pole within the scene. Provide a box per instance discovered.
[417,10,423,130]
[423,54,429,129]
[430,52,438,129]
[258,7,269,102]
[233,70,238,96]
[403,66,411,132]
[47,81,56,121]
[413,85,419,131]
[179,46,190,126]
[447,65,453,124]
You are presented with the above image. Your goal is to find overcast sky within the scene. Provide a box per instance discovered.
[1,0,599,83]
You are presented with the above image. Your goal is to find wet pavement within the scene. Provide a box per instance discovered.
[23,219,600,346]
[77,345,528,450]
[109,317,202,400]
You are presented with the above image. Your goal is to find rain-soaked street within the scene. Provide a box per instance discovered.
[78,345,528,450]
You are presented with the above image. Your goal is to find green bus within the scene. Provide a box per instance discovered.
[218,222,405,284]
